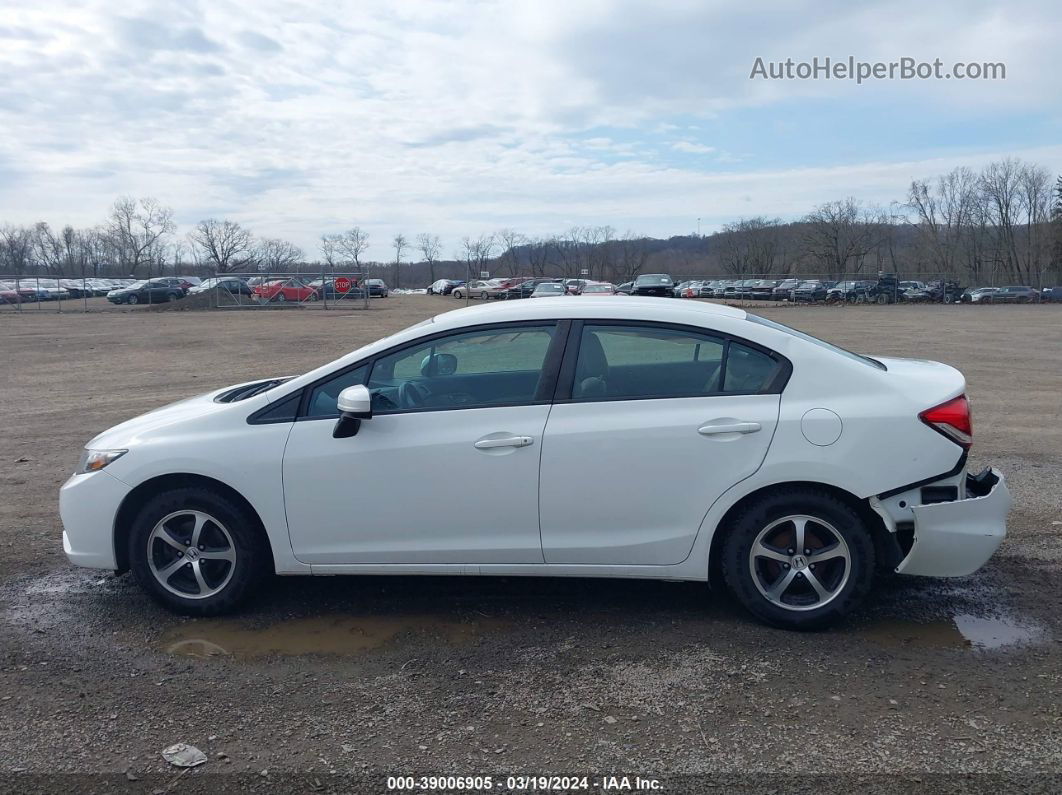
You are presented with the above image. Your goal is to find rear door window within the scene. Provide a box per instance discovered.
[571,324,782,401]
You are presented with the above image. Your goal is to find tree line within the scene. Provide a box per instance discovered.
[2,157,1060,287]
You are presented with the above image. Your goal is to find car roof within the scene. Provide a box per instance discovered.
[431,295,746,329]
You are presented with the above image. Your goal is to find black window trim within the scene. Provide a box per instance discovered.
[552,318,792,404]
[250,319,569,423]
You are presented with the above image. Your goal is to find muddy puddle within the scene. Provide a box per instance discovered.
[161,614,509,659]
[861,613,1046,650]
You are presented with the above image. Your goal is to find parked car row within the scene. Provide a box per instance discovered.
[445,277,624,300]
[0,276,148,304]
[665,276,1056,306]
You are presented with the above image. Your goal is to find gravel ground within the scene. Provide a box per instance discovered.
[1,297,1060,792]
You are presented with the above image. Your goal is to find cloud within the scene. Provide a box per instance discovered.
[671,141,716,154]
[404,124,509,148]
[0,0,1057,260]
[113,16,222,53]
[237,30,282,53]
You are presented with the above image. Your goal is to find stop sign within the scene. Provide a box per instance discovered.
[334,276,352,293]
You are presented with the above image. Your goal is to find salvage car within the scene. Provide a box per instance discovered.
[107,279,186,305]
[252,278,319,303]
[451,280,494,299]
[579,282,617,295]
[190,277,253,297]
[60,297,1009,630]
[530,281,568,298]
[961,287,999,303]
[991,285,1040,303]
[631,273,674,297]
[789,280,829,302]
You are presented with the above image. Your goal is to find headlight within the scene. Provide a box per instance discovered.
[78,449,127,474]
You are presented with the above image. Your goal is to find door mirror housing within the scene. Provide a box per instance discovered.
[337,384,372,418]
[334,384,372,438]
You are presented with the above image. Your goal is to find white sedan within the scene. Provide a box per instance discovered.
[59,298,1009,629]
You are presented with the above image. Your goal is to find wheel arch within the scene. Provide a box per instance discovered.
[706,480,889,591]
[113,473,275,574]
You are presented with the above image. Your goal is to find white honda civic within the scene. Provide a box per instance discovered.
[59,298,1010,629]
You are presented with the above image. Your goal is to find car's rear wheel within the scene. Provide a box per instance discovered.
[129,487,268,615]
[721,488,874,629]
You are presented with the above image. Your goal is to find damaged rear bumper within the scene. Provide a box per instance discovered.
[891,468,1010,577]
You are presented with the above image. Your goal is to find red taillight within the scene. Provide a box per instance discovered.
[919,395,973,449]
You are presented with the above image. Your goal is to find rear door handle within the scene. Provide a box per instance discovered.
[698,421,761,436]
[474,435,534,449]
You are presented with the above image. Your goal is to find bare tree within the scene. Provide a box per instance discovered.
[34,222,65,275]
[907,167,979,278]
[718,217,783,276]
[188,219,256,273]
[801,198,882,277]
[320,233,340,274]
[497,229,526,276]
[105,196,175,276]
[256,238,303,272]
[392,233,407,288]
[616,232,649,282]
[335,226,370,271]
[1,225,36,278]
[416,233,441,284]
[460,233,496,280]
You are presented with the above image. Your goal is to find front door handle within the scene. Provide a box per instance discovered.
[698,421,761,436]
[474,435,534,450]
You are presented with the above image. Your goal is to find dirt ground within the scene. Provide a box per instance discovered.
[1,296,1060,792]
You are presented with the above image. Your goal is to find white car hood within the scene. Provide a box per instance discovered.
[85,378,284,449]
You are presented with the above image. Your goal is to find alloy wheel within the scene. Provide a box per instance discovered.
[748,515,851,611]
[147,510,236,599]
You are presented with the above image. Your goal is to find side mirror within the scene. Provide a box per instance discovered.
[333,384,372,438]
[420,353,457,377]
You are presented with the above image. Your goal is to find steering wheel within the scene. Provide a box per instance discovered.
[399,381,427,409]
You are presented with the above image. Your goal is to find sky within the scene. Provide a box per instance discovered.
[1,0,1060,260]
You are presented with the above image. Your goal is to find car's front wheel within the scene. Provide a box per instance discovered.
[721,488,874,629]
[128,487,268,615]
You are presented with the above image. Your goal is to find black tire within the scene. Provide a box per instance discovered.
[128,486,268,616]
[721,487,875,630]
[127,294,139,305]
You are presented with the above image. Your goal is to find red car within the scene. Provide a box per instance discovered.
[0,286,23,305]
[252,278,320,303]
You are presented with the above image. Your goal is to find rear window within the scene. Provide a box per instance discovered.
[747,315,886,370]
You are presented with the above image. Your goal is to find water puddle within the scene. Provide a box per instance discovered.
[160,613,508,659]
[862,613,1046,651]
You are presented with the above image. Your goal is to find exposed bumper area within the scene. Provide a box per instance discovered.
[59,469,130,570]
[896,468,1009,577]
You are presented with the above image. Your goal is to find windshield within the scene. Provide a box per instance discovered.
[747,314,886,370]
[636,274,671,284]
